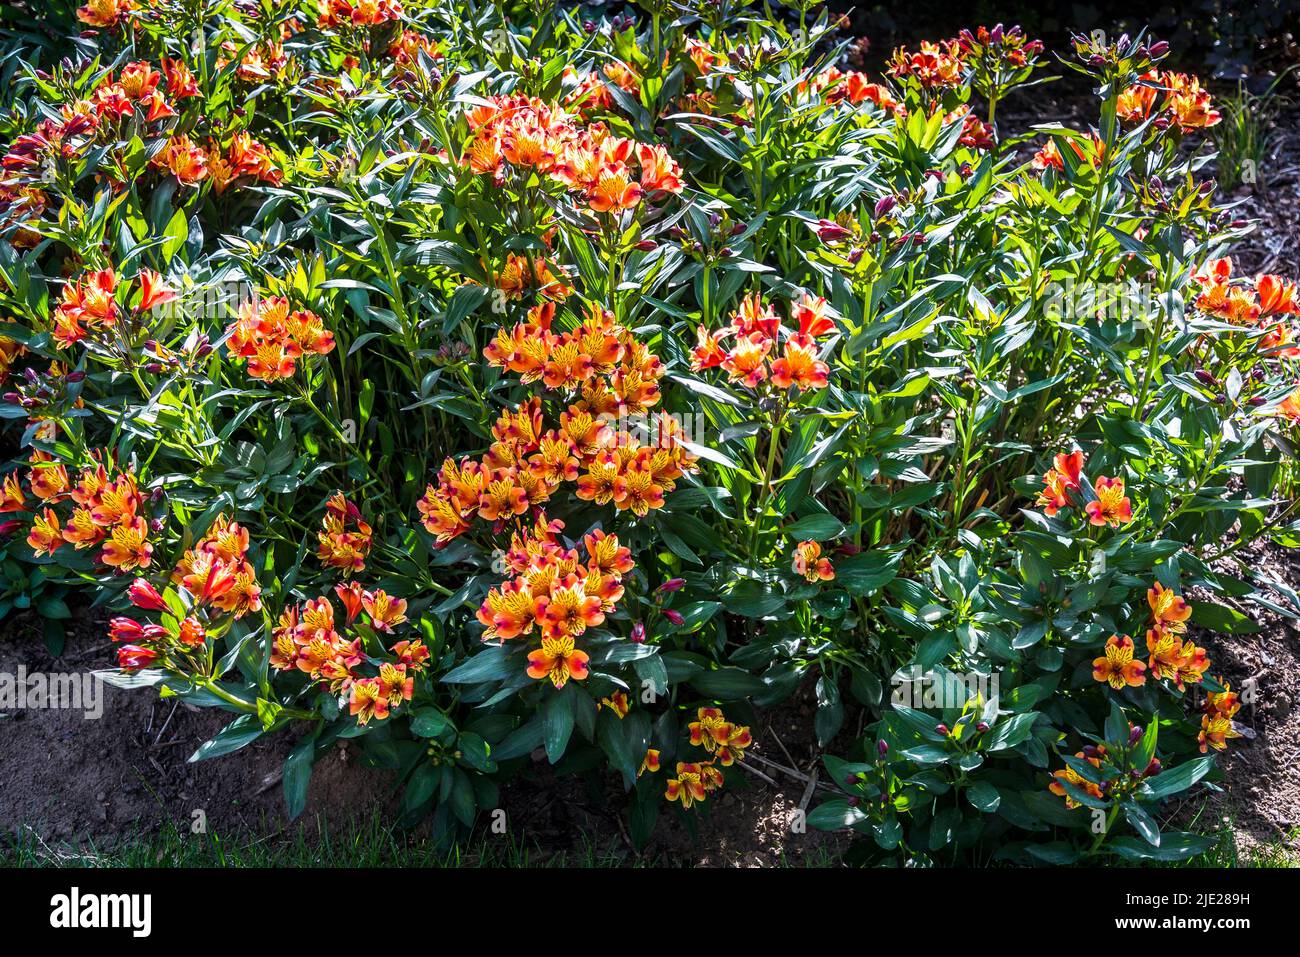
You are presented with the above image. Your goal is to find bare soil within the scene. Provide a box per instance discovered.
[0,607,847,866]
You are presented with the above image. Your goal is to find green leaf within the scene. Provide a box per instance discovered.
[966,781,1002,813]
[689,667,767,699]
[283,733,316,821]
[1140,756,1214,800]
[1190,601,1260,634]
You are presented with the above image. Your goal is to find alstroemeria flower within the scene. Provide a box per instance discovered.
[792,540,835,582]
[525,635,590,688]
[1092,634,1147,689]
[1085,476,1132,527]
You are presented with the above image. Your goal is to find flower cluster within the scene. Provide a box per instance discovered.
[317,492,373,575]
[1048,732,1163,809]
[109,578,196,673]
[887,40,967,90]
[76,0,136,28]
[1092,583,1210,694]
[317,0,402,29]
[1143,582,1208,691]
[171,514,262,618]
[7,453,156,572]
[800,68,902,115]
[420,302,695,544]
[473,513,633,687]
[462,93,684,213]
[1035,450,1133,528]
[953,24,1044,69]
[1117,71,1221,131]
[271,583,422,725]
[226,295,336,382]
[153,131,282,191]
[49,267,176,349]
[659,708,753,809]
[1200,681,1243,753]
[690,292,835,392]
[1048,745,1105,808]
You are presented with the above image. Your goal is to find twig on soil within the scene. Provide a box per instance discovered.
[745,751,837,793]
[152,701,179,746]
[735,758,781,787]
[256,769,283,795]
[767,725,802,771]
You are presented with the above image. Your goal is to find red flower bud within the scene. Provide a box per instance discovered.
[117,644,158,672]
[658,577,686,593]
[663,609,685,626]
[630,621,646,643]
[127,578,168,611]
[108,617,144,643]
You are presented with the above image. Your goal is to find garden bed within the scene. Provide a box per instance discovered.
[2,2,1300,870]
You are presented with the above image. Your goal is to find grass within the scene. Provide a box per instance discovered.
[0,811,846,868]
[1211,71,1296,193]
[0,812,642,868]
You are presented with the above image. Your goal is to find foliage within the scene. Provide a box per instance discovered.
[0,0,1296,863]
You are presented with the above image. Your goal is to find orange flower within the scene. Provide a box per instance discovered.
[1116,73,1159,122]
[599,690,630,718]
[377,662,413,708]
[664,762,709,808]
[1276,388,1300,424]
[1085,476,1132,527]
[362,589,408,633]
[770,339,829,391]
[152,134,209,185]
[1257,274,1299,317]
[587,163,643,213]
[525,635,590,688]
[1092,634,1146,689]
[76,0,136,28]
[1147,581,1192,635]
[477,580,541,642]
[0,473,24,513]
[1048,750,1105,808]
[137,269,178,314]
[792,540,835,582]
[1035,450,1085,516]
[335,580,366,625]
[349,678,390,725]
[1198,713,1241,753]
[26,507,62,557]
[615,462,665,516]
[100,516,153,570]
[638,749,661,776]
[27,451,69,502]
[178,617,206,648]
[575,449,627,506]
[317,491,372,574]
[637,143,684,194]
[539,578,605,640]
